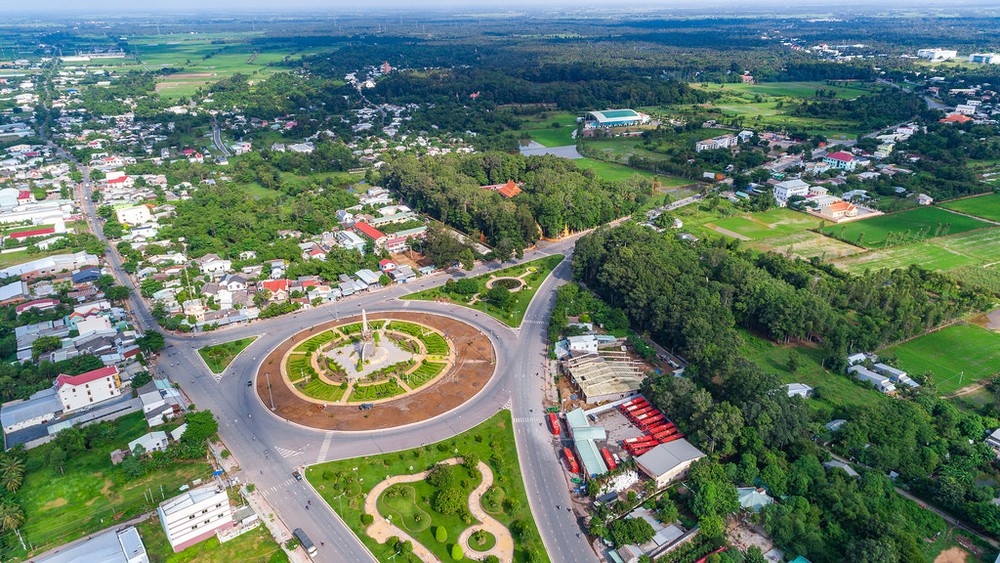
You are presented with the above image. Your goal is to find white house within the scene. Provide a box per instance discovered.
[784,383,814,399]
[36,525,148,563]
[635,439,705,489]
[196,254,232,276]
[56,365,122,413]
[773,179,811,206]
[128,430,168,454]
[848,365,897,394]
[157,485,233,552]
[823,151,859,171]
[115,205,152,225]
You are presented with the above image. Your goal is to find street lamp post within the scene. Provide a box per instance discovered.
[265,371,275,410]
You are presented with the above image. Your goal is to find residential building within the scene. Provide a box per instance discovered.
[986,428,1000,452]
[785,383,814,399]
[37,525,148,563]
[353,221,387,249]
[823,460,860,477]
[773,179,810,206]
[1,387,62,434]
[196,254,231,276]
[336,230,367,254]
[695,134,738,152]
[480,179,523,198]
[0,281,29,305]
[635,439,706,488]
[56,365,122,413]
[128,430,168,454]
[115,205,152,225]
[824,151,859,171]
[737,487,774,513]
[848,365,897,394]
[157,485,233,552]
[955,104,977,115]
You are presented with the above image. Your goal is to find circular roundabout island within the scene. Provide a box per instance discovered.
[254,311,495,430]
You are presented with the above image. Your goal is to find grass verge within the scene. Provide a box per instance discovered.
[198,337,257,374]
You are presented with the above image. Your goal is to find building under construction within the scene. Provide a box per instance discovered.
[561,349,647,404]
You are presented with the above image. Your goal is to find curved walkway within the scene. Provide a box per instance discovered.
[363,458,514,563]
[456,462,514,562]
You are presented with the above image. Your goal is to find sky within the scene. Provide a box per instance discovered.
[13,0,997,13]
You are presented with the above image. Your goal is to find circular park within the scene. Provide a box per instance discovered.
[254,311,496,430]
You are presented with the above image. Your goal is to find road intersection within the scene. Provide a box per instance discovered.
[71,158,598,561]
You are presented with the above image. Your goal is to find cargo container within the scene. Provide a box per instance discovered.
[601,448,617,470]
[547,413,561,436]
[563,447,580,473]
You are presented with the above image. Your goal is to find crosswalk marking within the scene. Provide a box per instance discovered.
[513,417,534,424]
[274,446,298,459]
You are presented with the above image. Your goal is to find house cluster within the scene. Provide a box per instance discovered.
[0,76,38,114]
[0,146,78,250]
[846,352,920,395]
[768,178,879,223]
[694,130,753,152]
[940,96,998,124]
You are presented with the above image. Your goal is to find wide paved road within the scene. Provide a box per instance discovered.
[129,238,594,561]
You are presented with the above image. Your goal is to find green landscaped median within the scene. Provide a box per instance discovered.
[307,410,549,563]
[198,337,257,374]
[402,255,564,327]
[886,323,1000,395]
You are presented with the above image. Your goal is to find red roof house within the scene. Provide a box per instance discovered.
[9,226,56,240]
[481,179,523,198]
[353,222,387,245]
[56,365,119,389]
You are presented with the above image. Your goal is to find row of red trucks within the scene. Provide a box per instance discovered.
[619,396,684,456]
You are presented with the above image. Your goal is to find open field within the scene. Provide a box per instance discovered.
[886,324,1000,395]
[518,111,580,147]
[693,80,874,100]
[820,207,992,248]
[707,207,822,240]
[198,337,257,374]
[740,331,884,418]
[403,255,563,327]
[11,413,212,560]
[138,515,288,563]
[746,230,864,261]
[941,193,1000,223]
[307,410,548,563]
[572,157,659,181]
[832,227,1000,273]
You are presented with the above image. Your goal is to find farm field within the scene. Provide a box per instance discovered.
[886,324,1000,395]
[832,227,1000,273]
[941,193,1000,223]
[572,157,659,181]
[820,207,991,248]
[519,111,580,147]
[707,207,822,241]
[746,230,864,261]
[307,410,548,563]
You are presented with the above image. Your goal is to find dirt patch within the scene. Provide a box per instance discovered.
[40,498,67,511]
[256,312,494,431]
[934,546,967,563]
[705,224,751,241]
[164,72,215,79]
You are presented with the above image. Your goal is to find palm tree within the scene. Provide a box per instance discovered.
[0,502,24,533]
[0,456,25,493]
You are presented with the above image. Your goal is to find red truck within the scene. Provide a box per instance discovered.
[547,413,561,436]
[563,447,580,473]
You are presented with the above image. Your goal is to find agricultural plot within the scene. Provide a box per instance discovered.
[941,193,1000,223]
[746,230,864,261]
[820,207,991,248]
[833,227,1000,273]
[572,157,662,182]
[708,208,822,241]
[886,324,1000,395]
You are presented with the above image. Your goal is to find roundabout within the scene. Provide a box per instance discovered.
[254,310,496,431]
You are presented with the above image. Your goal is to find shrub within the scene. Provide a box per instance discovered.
[361,513,374,526]
[435,525,448,542]
[451,544,464,560]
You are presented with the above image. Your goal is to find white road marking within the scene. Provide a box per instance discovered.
[316,432,334,464]
[274,446,298,459]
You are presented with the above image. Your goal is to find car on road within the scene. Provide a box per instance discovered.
[292,469,303,481]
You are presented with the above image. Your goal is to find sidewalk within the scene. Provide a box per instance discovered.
[241,484,313,563]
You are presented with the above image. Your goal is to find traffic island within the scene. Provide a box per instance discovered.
[254,311,495,431]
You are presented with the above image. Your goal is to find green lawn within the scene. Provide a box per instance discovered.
[693,80,873,99]
[709,208,822,241]
[347,380,405,402]
[517,111,580,147]
[573,157,661,182]
[832,227,1000,273]
[941,193,1000,222]
[740,331,885,419]
[406,361,446,389]
[307,410,548,563]
[138,515,288,563]
[402,255,564,327]
[886,324,1000,395]
[299,377,346,402]
[820,207,992,248]
[198,337,257,374]
[12,413,213,560]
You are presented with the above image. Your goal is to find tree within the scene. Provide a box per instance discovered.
[432,487,465,515]
[451,543,464,560]
[484,286,515,310]
[608,517,656,547]
[0,502,25,533]
[459,248,476,271]
[181,410,219,446]
[426,463,455,488]
[105,285,131,302]
[435,525,448,542]
[0,455,24,493]
[137,331,166,353]
[32,335,62,360]
[102,220,125,239]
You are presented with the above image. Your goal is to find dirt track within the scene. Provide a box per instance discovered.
[255,312,495,431]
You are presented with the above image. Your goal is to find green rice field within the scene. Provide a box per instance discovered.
[708,208,822,240]
[833,227,1000,273]
[941,193,1000,223]
[820,207,992,248]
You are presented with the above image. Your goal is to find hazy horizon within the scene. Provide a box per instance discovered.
[9,0,1000,15]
